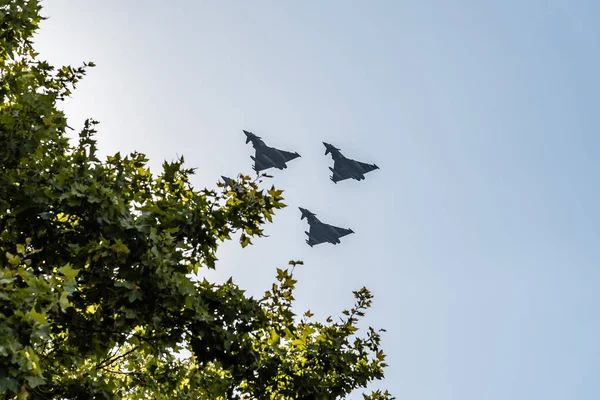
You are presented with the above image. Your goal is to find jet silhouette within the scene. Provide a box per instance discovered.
[299,207,354,247]
[244,130,301,172]
[221,176,243,192]
[323,142,379,183]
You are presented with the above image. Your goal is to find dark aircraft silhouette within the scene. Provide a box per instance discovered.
[323,142,379,183]
[244,130,301,172]
[299,207,354,247]
[221,176,242,192]
[221,175,233,185]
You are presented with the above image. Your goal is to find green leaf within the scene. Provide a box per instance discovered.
[26,375,46,388]
[28,309,48,325]
[6,252,22,266]
[59,292,71,310]
[0,377,19,393]
[128,290,142,303]
[58,263,80,280]
[111,239,130,254]
[240,233,251,248]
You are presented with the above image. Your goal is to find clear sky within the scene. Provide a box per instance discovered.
[34,1,600,399]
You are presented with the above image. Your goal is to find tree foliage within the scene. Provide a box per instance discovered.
[0,1,394,398]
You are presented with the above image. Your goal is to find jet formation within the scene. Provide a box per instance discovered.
[227,130,379,247]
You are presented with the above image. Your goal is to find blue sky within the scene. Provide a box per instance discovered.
[35,1,600,398]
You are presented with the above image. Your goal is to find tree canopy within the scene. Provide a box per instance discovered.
[0,1,393,398]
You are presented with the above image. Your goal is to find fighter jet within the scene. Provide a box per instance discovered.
[244,130,301,172]
[299,207,354,247]
[221,176,243,192]
[323,142,379,183]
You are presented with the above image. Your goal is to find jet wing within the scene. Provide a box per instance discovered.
[252,149,276,171]
[326,224,354,239]
[330,159,378,182]
[254,149,274,172]
[305,220,353,246]
[277,148,301,163]
[311,223,353,240]
[253,147,300,171]
[306,234,327,246]
[356,160,379,173]
[305,225,328,246]
[331,160,353,182]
